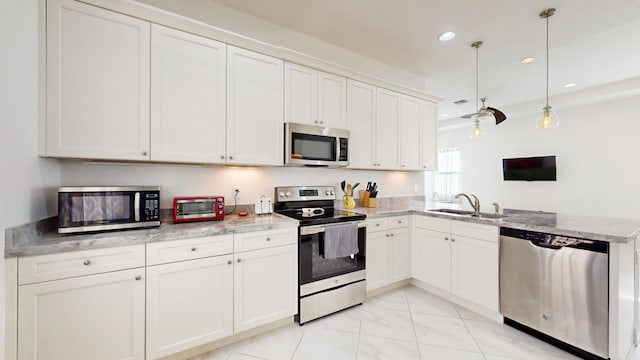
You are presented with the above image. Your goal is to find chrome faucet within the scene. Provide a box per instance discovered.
[492,202,500,214]
[455,193,480,215]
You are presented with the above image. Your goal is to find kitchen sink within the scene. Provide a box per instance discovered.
[428,208,507,219]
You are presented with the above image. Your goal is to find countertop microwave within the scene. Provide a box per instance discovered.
[284,122,349,167]
[58,186,161,234]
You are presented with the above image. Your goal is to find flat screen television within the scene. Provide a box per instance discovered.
[502,156,556,181]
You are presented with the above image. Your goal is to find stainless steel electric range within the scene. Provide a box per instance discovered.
[274,186,367,324]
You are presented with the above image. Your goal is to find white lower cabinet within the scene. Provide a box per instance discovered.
[366,216,410,292]
[233,244,297,332]
[15,229,298,360]
[18,268,145,360]
[146,255,234,359]
[413,215,499,311]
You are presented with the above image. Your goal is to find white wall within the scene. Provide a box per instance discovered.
[438,94,640,218]
[61,162,425,209]
[0,0,62,356]
[134,0,427,91]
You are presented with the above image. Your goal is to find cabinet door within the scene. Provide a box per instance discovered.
[46,0,150,160]
[318,71,347,128]
[234,245,297,332]
[150,24,226,163]
[388,228,411,283]
[18,268,145,360]
[451,235,499,311]
[399,96,422,170]
[347,80,376,169]
[413,228,451,291]
[365,231,389,291]
[284,62,317,125]
[227,46,284,166]
[146,255,233,359]
[421,101,438,170]
[375,88,401,169]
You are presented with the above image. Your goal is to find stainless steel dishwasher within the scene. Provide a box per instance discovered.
[500,227,609,359]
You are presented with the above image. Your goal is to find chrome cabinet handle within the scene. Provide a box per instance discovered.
[390,233,394,237]
[451,237,456,242]
[444,237,449,241]
[220,155,225,160]
[141,151,148,156]
[191,247,196,252]
[227,260,232,265]
[385,234,389,237]
[237,259,241,263]
[135,275,142,281]
[266,237,271,242]
[229,155,234,160]
[83,260,91,266]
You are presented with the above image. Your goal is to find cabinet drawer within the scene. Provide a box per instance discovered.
[387,215,409,229]
[146,234,233,265]
[415,215,450,233]
[18,245,145,285]
[367,218,388,232]
[234,227,297,252]
[450,220,498,243]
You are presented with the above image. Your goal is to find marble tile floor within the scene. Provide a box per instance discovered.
[189,285,630,360]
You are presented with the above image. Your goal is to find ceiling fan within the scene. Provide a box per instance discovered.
[461,41,507,125]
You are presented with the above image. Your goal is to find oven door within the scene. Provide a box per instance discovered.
[298,222,366,286]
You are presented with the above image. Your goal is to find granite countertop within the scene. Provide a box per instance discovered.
[358,201,640,244]
[5,213,298,258]
[6,198,640,258]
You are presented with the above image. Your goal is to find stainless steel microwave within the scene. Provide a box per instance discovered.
[284,122,349,167]
[58,186,161,234]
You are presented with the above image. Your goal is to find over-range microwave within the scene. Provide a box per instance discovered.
[284,122,349,167]
[58,186,161,234]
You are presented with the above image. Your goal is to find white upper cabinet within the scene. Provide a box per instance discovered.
[285,63,346,128]
[421,101,438,170]
[150,24,227,164]
[399,95,422,170]
[347,80,376,169]
[46,0,150,160]
[227,46,284,166]
[284,63,317,125]
[375,88,401,169]
[317,72,347,128]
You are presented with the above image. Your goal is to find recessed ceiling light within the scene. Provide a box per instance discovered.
[438,32,456,42]
[520,57,535,64]
[564,83,577,88]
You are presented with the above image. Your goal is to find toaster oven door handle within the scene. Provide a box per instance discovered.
[300,221,366,235]
[134,192,140,222]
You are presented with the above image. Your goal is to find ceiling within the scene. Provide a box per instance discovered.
[207,0,640,121]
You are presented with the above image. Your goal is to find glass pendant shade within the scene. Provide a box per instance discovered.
[535,105,560,129]
[469,119,486,139]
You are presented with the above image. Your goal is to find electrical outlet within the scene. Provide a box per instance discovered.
[232,187,240,202]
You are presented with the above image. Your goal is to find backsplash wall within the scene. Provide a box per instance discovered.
[61,161,426,210]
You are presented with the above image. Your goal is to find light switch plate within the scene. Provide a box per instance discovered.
[255,197,273,215]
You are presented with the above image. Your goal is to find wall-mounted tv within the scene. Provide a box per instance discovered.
[502,156,556,181]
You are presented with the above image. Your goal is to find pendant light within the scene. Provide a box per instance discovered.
[469,41,486,140]
[536,8,559,129]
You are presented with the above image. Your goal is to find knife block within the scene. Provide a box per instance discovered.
[359,190,376,208]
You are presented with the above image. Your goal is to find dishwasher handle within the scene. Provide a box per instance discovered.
[501,227,608,253]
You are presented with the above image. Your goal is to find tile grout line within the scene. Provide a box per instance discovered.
[454,307,490,360]
[406,290,425,359]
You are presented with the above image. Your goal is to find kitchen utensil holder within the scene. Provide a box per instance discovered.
[359,190,376,208]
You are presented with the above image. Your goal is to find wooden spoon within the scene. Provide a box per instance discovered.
[346,183,352,196]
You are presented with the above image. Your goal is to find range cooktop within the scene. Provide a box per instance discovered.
[274,186,366,226]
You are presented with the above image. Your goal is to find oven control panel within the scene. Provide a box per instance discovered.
[275,186,336,202]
